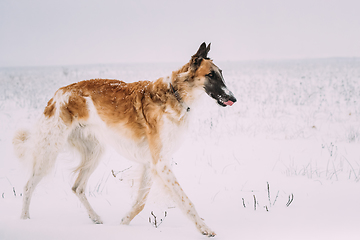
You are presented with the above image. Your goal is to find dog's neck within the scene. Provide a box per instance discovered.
[169,83,190,112]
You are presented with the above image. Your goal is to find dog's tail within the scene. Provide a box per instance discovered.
[12,128,31,162]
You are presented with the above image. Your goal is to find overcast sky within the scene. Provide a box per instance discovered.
[0,0,359,67]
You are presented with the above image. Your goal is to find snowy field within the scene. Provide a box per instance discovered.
[1,59,360,239]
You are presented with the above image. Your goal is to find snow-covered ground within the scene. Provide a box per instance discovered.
[1,59,360,239]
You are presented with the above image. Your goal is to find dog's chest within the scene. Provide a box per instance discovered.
[159,114,189,157]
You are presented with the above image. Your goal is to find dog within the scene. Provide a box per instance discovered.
[12,42,236,237]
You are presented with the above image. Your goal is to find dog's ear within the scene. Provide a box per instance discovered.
[205,43,211,57]
[193,42,210,59]
[190,42,211,70]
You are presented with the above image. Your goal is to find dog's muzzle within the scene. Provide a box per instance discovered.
[213,90,237,107]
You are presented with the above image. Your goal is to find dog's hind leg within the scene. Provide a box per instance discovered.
[21,119,69,219]
[121,164,152,224]
[69,127,104,224]
[22,172,47,219]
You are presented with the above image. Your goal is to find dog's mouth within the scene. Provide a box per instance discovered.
[210,93,237,107]
[218,99,235,107]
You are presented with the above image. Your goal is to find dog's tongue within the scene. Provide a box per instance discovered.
[224,100,234,106]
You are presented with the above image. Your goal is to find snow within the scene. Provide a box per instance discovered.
[1,59,360,239]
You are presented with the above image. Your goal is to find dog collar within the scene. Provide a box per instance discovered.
[170,83,190,112]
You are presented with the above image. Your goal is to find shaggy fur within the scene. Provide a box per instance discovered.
[12,43,236,237]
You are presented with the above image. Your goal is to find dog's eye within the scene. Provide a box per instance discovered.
[207,72,214,78]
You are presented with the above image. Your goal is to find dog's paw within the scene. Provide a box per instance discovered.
[120,216,131,225]
[89,214,103,224]
[20,211,30,220]
[20,214,30,220]
[197,222,216,237]
[92,218,103,224]
[201,229,216,237]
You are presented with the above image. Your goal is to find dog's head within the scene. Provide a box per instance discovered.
[188,42,237,107]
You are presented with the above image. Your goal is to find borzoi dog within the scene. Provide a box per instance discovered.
[13,42,236,237]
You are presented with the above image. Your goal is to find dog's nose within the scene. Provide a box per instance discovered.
[226,90,236,103]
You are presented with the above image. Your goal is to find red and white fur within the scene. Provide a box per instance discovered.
[12,43,236,237]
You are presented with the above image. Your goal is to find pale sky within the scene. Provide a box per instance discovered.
[0,0,359,67]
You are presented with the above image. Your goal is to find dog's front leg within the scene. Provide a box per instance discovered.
[147,131,215,237]
[152,161,215,237]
